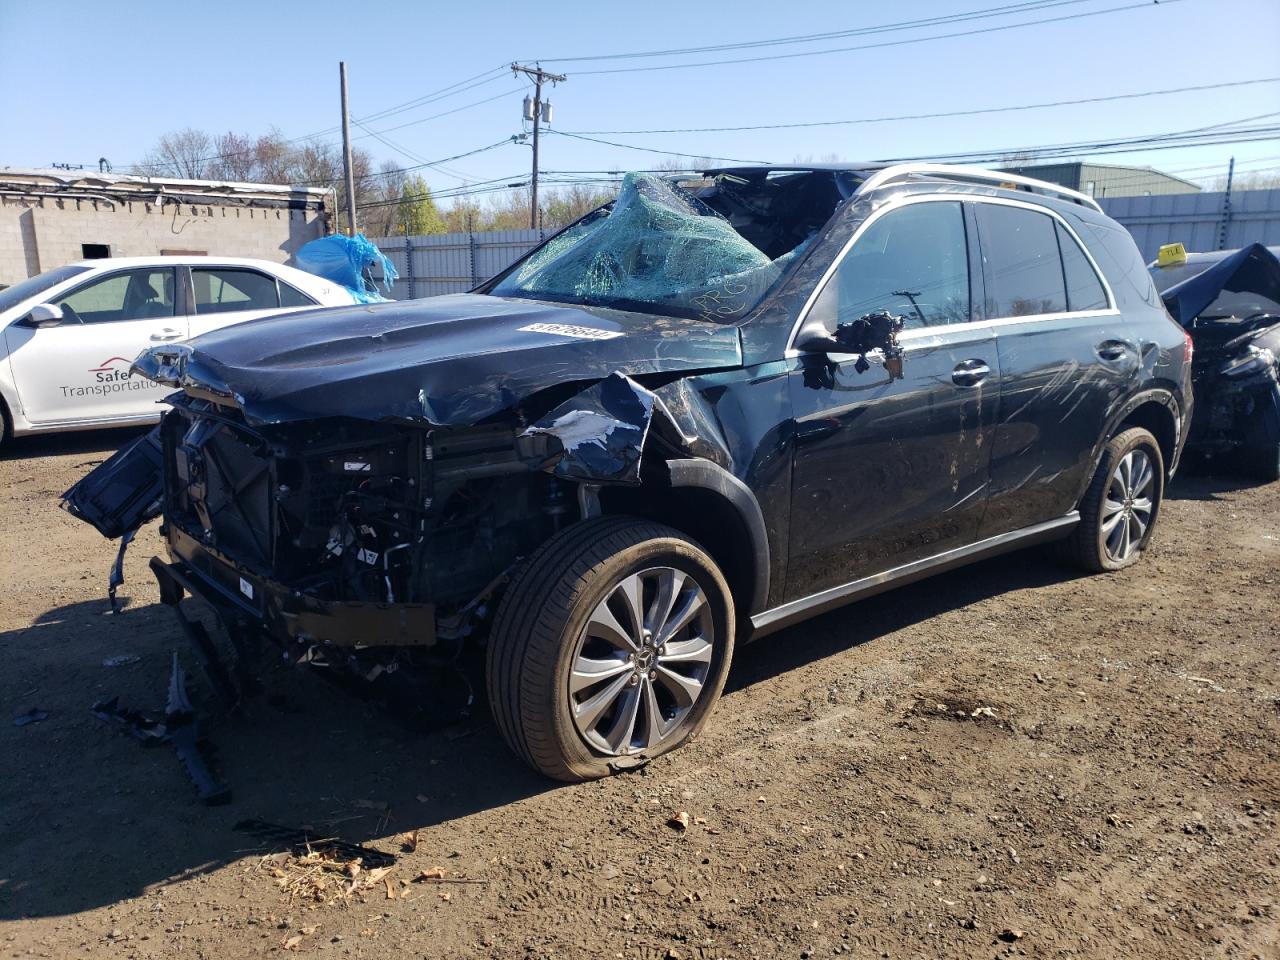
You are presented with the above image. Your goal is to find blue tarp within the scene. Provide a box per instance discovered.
[295,234,398,304]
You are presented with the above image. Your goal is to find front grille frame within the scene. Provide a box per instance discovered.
[160,399,435,600]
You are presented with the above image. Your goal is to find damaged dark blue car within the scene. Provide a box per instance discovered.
[64,164,1193,781]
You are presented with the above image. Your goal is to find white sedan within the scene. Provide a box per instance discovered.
[0,256,356,442]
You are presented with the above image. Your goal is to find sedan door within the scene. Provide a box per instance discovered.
[4,266,185,425]
[785,198,999,598]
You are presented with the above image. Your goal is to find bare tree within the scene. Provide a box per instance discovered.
[136,128,215,178]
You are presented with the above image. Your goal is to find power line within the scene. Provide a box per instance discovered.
[298,138,524,186]
[538,0,1098,62]
[562,76,1280,136]
[548,130,772,165]
[568,0,1180,75]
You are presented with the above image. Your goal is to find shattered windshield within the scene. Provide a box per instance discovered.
[490,170,850,324]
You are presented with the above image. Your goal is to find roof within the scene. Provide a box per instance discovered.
[0,166,331,207]
[701,162,887,175]
[63,255,317,270]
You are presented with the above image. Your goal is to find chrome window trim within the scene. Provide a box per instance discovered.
[784,193,1118,357]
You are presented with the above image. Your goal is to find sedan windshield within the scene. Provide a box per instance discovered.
[490,170,852,323]
[0,264,92,316]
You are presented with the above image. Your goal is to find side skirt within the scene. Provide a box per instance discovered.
[748,512,1079,640]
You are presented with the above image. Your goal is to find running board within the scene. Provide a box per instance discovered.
[749,512,1079,639]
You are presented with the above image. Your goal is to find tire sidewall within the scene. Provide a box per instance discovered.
[544,536,734,779]
[1093,429,1164,571]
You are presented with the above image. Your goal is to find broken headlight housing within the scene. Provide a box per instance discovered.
[1219,345,1276,378]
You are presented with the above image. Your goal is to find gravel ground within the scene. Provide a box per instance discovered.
[1,429,1277,960]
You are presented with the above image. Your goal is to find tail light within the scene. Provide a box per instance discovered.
[1183,329,1193,366]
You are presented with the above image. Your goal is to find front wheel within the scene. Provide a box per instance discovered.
[486,517,735,782]
[1056,427,1165,573]
[1239,388,1280,483]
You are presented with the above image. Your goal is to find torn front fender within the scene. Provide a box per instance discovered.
[522,373,655,484]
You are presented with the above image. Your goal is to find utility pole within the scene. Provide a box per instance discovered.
[511,63,566,231]
[339,61,358,237]
[1217,156,1235,251]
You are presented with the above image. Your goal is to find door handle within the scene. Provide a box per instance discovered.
[952,359,990,386]
[150,328,183,341]
[1095,339,1133,362]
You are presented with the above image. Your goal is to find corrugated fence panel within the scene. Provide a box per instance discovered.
[1100,189,1280,261]
[372,192,1280,300]
[371,230,542,299]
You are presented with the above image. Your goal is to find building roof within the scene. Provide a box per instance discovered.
[0,166,332,208]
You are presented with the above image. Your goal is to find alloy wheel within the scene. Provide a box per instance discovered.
[567,566,715,756]
[1101,449,1155,562]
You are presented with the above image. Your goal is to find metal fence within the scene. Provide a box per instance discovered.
[370,229,542,299]
[1099,189,1280,261]
[372,189,1280,300]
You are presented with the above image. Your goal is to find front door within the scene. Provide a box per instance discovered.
[4,266,185,425]
[786,199,998,599]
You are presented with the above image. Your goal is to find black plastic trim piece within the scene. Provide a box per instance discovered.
[664,458,770,616]
[749,512,1079,639]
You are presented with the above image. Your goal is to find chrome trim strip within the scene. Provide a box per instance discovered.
[856,163,1104,213]
[784,194,1118,358]
[748,512,1080,639]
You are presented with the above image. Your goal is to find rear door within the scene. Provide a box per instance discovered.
[187,266,313,339]
[786,198,999,598]
[973,200,1132,534]
[4,266,184,425]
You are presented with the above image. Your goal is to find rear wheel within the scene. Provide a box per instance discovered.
[486,517,734,782]
[1057,427,1164,572]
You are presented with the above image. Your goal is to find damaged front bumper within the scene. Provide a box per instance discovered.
[154,525,436,648]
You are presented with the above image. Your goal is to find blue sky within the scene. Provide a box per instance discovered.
[2,0,1278,198]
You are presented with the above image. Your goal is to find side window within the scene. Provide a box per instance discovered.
[55,268,175,323]
[192,268,280,314]
[976,204,1067,317]
[1056,221,1109,312]
[279,282,317,308]
[810,201,970,331]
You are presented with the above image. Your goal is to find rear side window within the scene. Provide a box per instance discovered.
[976,204,1067,317]
[192,268,279,314]
[811,200,971,331]
[1056,222,1109,311]
[279,282,317,308]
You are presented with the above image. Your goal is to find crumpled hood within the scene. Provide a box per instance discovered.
[133,293,743,426]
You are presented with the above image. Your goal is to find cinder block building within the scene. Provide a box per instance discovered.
[0,167,332,286]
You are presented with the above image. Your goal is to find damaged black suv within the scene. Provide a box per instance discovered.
[66,163,1192,782]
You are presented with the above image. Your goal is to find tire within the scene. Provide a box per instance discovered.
[486,517,735,782]
[1239,390,1280,483]
[1056,427,1165,573]
[1241,443,1280,483]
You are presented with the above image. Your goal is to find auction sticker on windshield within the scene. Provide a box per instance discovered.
[517,322,623,340]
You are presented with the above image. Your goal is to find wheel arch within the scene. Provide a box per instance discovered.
[1110,388,1182,477]
[597,458,770,618]
[1069,386,1182,515]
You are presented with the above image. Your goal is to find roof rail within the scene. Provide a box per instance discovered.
[857,163,1104,213]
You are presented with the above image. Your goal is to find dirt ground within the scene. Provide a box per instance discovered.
[0,428,1276,960]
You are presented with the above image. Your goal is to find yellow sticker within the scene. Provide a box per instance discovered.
[1157,242,1187,266]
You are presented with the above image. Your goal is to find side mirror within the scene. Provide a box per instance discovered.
[24,303,65,328]
[798,310,906,379]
